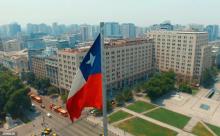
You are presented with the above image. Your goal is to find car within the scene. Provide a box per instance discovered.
[43,128,52,135]
[51,133,58,136]
[41,104,45,108]
[47,113,52,118]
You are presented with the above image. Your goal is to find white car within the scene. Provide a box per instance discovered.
[47,113,52,118]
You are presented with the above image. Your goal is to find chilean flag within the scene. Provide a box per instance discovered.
[66,34,103,121]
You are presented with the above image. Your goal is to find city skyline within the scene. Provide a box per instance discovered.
[0,0,220,26]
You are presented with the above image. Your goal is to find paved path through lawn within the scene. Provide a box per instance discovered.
[121,108,195,136]
[183,118,199,132]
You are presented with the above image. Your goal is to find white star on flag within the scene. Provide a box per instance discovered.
[86,53,96,67]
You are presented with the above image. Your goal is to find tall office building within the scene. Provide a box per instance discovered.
[58,38,154,92]
[121,23,136,39]
[104,22,121,38]
[6,23,21,37]
[148,31,212,84]
[80,25,89,42]
[205,25,219,41]
[0,38,3,51]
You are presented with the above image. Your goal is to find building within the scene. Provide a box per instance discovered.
[1,49,29,73]
[80,25,90,42]
[0,38,3,51]
[205,25,219,41]
[209,40,220,67]
[45,56,59,87]
[148,31,212,84]
[104,22,121,38]
[25,38,45,50]
[3,39,22,52]
[121,23,136,39]
[31,55,47,79]
[58,38,154,92]
[6,23,21,37]
[28,49,44,71]
[159,21,174,31]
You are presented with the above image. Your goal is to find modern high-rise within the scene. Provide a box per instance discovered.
[0,38,3,51]
[80,25,89,42]
[104,22,121,38]
[121,23,136,39]
[148,31,212,84]
[205,25,219,41]
[57,38,154,92]
[3,39,22,52]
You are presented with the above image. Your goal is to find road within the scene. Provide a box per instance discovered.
[5,89,115,136]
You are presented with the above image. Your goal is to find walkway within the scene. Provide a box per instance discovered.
[121,107,195,136]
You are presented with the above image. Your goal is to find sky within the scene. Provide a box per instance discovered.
[0,0,220,26]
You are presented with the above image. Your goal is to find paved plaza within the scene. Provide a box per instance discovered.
[155,87,220,127]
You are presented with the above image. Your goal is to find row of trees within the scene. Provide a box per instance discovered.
[21,72,59,95]
[0,65,31,119]
[201,67,218,88]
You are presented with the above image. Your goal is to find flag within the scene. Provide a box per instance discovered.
[66,34,102,121]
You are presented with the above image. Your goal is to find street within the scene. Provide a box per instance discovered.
[2,88,115,136]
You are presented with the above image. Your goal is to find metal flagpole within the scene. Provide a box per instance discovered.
[100,22,108,136]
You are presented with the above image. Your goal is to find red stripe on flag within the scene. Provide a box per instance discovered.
[66,73,103,121]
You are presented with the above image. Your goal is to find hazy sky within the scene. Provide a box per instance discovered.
[0,0,219,26]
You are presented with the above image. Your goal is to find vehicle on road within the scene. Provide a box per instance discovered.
[47,113,52,118]
[41,104,45,108]
[30,94,42,103]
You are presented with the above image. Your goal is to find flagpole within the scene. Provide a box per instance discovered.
[100,22,108,136]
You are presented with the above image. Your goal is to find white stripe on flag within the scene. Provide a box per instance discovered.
[68,69,86,99]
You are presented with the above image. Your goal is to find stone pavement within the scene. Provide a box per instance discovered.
[183,118,199,132]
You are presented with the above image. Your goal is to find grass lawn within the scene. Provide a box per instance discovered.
[192,122,213,136]
[145,108,190,129]
[126,101,156,113]
[206,123,220,136]
[192,88,199,95]
[117,117,177,136]
[108,110,132,124]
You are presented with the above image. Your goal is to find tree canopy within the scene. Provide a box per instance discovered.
[143,71,176,100]
[0,65,31,119]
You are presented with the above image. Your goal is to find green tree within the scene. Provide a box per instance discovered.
[4,88,31,118]
[47,86,59,95]
[115,93,125,106]
[179,84,192,94]
[122,90,133,102]
[201,67,218,88]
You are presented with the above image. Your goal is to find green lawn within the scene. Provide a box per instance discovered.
[192,88,199,95]
[206,123,220,136]
[192,122,213,136]
[117,117,177,136]
[145,108,190,129]
[126,101,157,113]
[108,110,132,123]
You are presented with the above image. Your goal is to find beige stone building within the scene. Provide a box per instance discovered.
[1,49,29,74]
[148,31,212,84]
[31,55,47,79]
[45,56,59,87]
[58,38,154,92]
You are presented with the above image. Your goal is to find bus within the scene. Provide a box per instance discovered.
[30,94,42,103]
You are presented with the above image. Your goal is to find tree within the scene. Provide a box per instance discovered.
[144,71,176,100]
[61,93,68,103]
[21,72,36,85]
[179,84,192,94]
[47,86,59,95]
[201,67,218,88]
[4,88,31,118]
[122,90,133,102]
[115,93,125,106]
